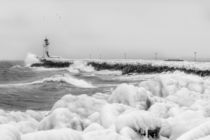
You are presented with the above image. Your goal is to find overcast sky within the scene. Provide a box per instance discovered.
[0,0,210,60]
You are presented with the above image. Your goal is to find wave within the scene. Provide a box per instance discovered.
[0,74,95,88]
[24,53,40,67]
[68,61,95,73]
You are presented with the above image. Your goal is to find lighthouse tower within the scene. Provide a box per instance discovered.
[43,38,50,59]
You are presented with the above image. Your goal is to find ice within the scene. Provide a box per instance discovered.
[99,103,162,139]
[38,108,80,130]
[167,110,207,140]
[0,124,21,140]
[196,136,210,140]
[109,84,151,109]
[87,112,100,124]
[99,103,130,128]
[22,128,83,140]
[115,110,161,135]
[177,120,210,140]
[83,129,130,140]
[52,94,106,118]
[84,123,104,133]
[12,120,39,134]
[166,88,197,107]
[149,102,172,118]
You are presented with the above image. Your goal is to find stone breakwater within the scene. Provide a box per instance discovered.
[30,59,210,77]
[31,59,72,68]
[88,62,210,76]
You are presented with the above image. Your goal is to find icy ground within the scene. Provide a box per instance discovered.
[1,69,210,140]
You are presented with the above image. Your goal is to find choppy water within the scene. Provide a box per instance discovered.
[0,61,145,111]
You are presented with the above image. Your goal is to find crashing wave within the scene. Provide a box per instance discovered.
[0,74,95,88]
[24,53,40,67]
[68,61,95,73]
[32,74,95,88]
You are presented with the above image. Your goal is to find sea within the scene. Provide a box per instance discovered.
[0,60,144,111]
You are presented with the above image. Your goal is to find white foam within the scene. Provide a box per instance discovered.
[0,74,95,88]
[68,61,95,73]
[24,53,40,67]
[36,74,95,88]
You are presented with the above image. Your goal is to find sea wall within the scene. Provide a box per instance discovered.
[88,61,210,76]
[30,58,210,77]
[31,59,72,68]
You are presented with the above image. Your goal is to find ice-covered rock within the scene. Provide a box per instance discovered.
[149,102,172,118]
[0,124,21,140]
[39,108,84,131]
[22,128,83,140]
[109,84,152,109]
[52,94,106,117]
[84,123,104,133]
[12,120,39,134]
[177,120,210,140]
[139,79,166,97]
[83,129,130,140]
[100,103,131,128]
[166,88,197,107]
[115,110,161,139]
[167,110,207,140]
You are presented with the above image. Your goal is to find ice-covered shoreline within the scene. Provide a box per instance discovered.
[1,71,210,140]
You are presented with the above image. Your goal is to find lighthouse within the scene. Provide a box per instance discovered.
[43,38,50,59]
